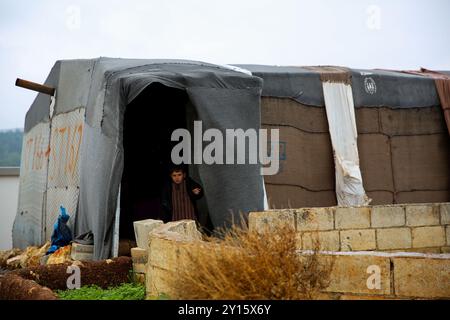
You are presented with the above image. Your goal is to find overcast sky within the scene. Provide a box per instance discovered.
[1,0,449,130]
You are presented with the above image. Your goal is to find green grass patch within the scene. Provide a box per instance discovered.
[56,282,145,300]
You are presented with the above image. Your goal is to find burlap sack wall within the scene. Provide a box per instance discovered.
[261,97,450,208]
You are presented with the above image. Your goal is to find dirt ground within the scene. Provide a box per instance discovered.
[0,274,58,300]
[11,256,132,291]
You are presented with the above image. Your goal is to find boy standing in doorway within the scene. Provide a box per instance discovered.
[161,166,204,222]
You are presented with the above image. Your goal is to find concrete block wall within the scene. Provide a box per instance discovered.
[249,203,450,253]
[140,219,450,300]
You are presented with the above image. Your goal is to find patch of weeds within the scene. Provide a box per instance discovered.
[56,282,145,300]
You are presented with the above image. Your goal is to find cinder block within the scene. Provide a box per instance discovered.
[249,210,296,233]
[371,206,405,228]
[301,231,340,251]
[412,226,446,248]
[393,256,450,298]
[441,203,450,225]
[340,229,376,251]
[376,228,412,250]
[133,219,164,249]
[335,207,371,230]
[318,253,391,295]
[131,247,148,264]
[406,204,440,227]
[297,207,334,231]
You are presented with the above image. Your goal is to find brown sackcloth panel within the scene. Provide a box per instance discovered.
[262,125,335,190]
[359,107,449,204]
[379,106,447,136]
[264,184,336,209]
[261,97,329,133]
[261,96,450,208]
[396,190,450,204]
[366,191,394,205]
[358,134,394,192]
[402,68,450,135]
[261,98,335,207]
[391,134,450,192]
[355,108,380,133]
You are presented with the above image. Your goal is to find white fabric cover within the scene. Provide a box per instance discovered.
[322,82,370,206]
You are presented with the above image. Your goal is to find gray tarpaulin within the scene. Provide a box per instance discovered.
[234,65,440,108]
[23,62,61,133]
[75,59,265,259]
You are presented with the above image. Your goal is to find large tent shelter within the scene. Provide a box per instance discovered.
[13,58,450,260]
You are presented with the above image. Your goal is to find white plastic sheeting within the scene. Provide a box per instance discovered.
[322,82,370,206]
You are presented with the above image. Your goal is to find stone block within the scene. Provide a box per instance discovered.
[371,206,405,228]
[70,252,93,261]
[134,273,145,285]
[131,247,148,264]
[412,226,446,248]
[133,262,146,274]
[147,233,190,271]
[386,247,442,254]
[340,229,376,251]
[393,256,450,298]
[406,204,440,227]
[319,253,391,295]
[249,210,296,233]
[376,228,411,250]
[440,203,450,225]
[71,242,94,253]
[133,219,164,249]
[446,226,450,246]
[146,266,175,298]
[297,207,334,231]
[152,220,203,241]
[339,294,401,300]
[441,247,450,253]
[302,231,340,251]
[335,207,371,230]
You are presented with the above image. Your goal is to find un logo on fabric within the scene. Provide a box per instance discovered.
[364,77,377,95]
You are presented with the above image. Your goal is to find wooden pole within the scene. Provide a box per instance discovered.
[15,78,55,96]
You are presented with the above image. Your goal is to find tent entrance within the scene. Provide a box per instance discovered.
[118,83,190,251]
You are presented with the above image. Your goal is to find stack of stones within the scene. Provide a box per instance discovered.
[132,219,203,286]
[131,219,164,284]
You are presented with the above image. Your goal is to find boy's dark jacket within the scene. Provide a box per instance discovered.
[161,177,204,222]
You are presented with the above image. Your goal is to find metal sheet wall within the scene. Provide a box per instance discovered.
[13,122,50,247]
[45,108,85,239]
